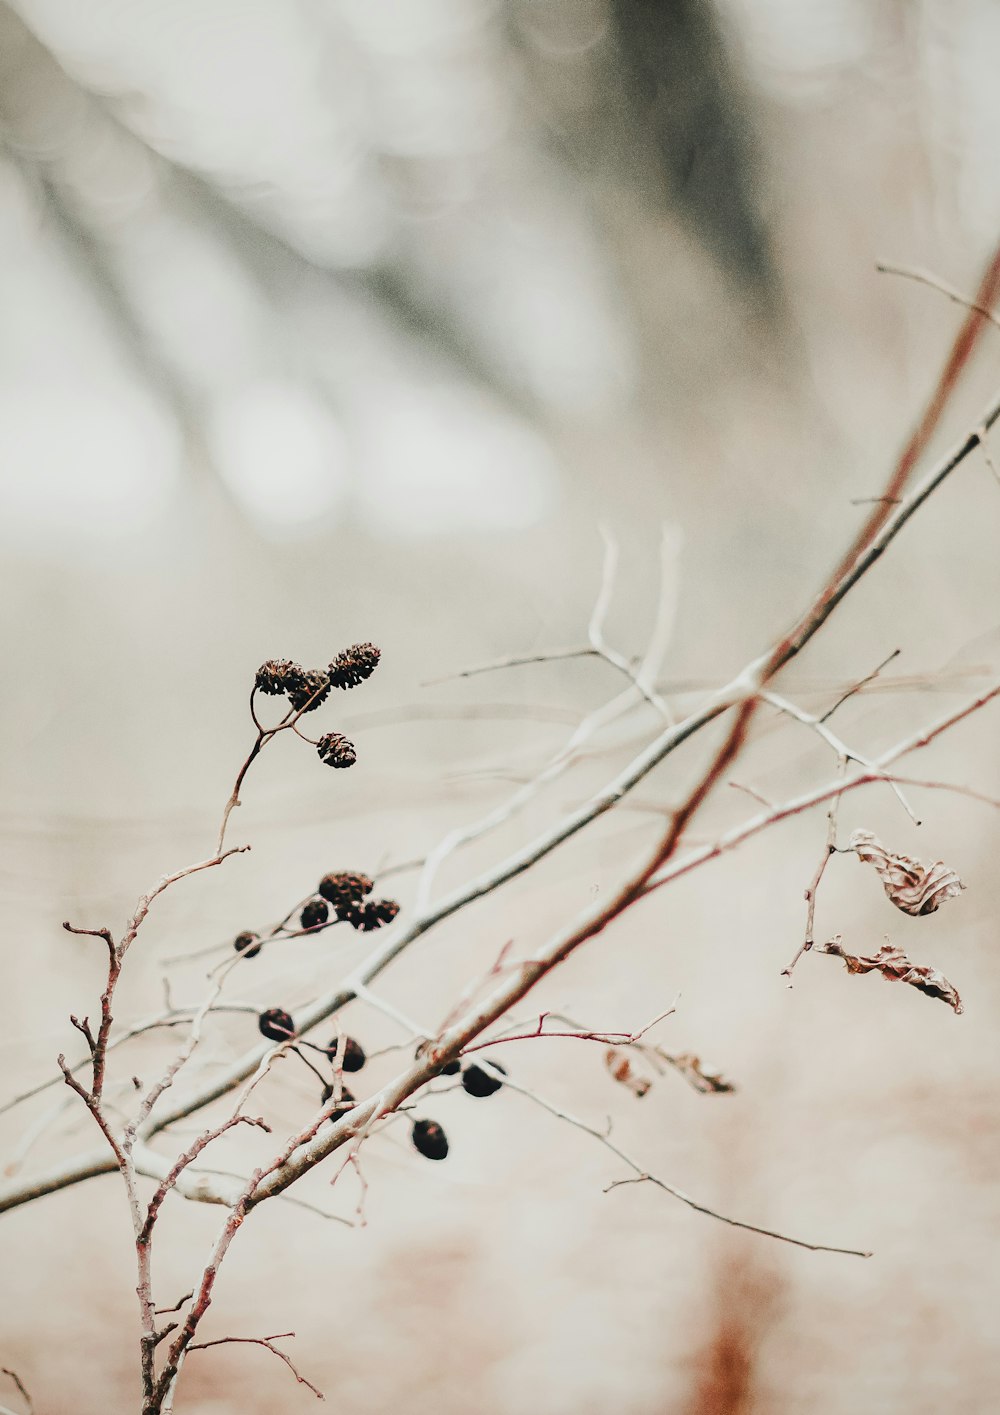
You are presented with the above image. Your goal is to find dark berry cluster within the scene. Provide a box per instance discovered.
[337,898,399,932]
[231,868,397,964]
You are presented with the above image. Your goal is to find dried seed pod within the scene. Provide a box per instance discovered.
[329,643,381,691]
[848,830,965,916]
[318,871,373,907]
[255,659,305,696]
[328,1036,366,1072]
[287,668,332,714]
[299,899,329,931]
[411,1118,449,1161]
[233,930,262,959]
[258,1007,295,1042]
[316,733,357,768]
[461,1060,506,1098]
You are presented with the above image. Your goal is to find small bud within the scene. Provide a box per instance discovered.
[287,668,332,714]
[233,930,262,959]
[258,1007,295,1043]
[299,899,329,931]
[411,1118,449,1161]
[328,1035,366,1072]
[329,643,381,691]
[461,1060,506,1098]
[318,871,373,907]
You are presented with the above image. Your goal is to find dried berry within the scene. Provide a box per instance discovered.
[258,1007,295,1043]
[316,733,357,768]
[299,899,329,931]
[287,668,332,714]
[338,898,399,931]
[327,1035,366,1072]
[461,1060,506,1098]
[411,1118,449,1161]
[255,659,305,696]
[318,871,373,907]
[233,930,262,959]
[328,643,381,690]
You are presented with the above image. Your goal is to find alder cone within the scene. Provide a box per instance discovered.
[258,1007,295,1042]
[233,930,262,959]
[318,871,373,907]
[328,1035,366,1072]
[461,1061,506,1098]
[317,733,357,768]
[329,643,381,690]
[411,1118,449,1161]
[299,899,329,931]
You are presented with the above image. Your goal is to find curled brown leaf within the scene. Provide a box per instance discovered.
[820,934,963,1014]
[658,1050,736,1094]
[848,829,964,916]
[604,1047,652,1098]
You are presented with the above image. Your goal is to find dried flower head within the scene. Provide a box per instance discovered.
[258,1007,296,1043]
[327,1035,366,1072]
[411,1118,449,1161]
[318,871,373,907]
[255,659,306,696]
[299,899,329,931]
[329,643,381,691]
[233,930,262,959]
[316,733,357,768]
[287,668,332,714]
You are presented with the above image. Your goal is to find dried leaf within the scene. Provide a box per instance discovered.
[659,1050,736,1094]
[604,1047,651,1098]
[848,829,965,916]
[820,934,963,1014]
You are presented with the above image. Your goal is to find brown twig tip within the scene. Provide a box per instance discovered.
[329,642,381,690]
[316,732,357,768]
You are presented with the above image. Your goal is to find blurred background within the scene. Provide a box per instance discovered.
[2,1,1000,1411]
